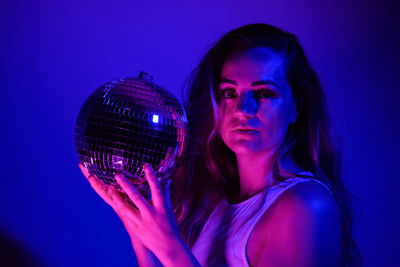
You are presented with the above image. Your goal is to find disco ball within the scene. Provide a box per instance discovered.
[75,72,187,194]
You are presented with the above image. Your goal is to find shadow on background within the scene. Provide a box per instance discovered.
[0,230,43,267]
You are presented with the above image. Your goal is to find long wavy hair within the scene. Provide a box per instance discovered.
[171,23,361,266]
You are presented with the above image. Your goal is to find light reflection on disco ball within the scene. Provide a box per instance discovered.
[75,73,187,194]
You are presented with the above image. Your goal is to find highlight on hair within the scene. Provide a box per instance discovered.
[171,23,361,266]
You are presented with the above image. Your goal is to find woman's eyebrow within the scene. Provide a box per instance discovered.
[219,78,237,85]
[251,80,279,88]
[220,78,279,89]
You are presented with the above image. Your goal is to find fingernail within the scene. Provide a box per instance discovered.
[143,164,151,172]
[115,173,123,181]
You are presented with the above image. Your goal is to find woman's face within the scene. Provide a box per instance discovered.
[217,47,297,156]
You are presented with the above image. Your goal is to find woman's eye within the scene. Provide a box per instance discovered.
[258,89,274,99]
[221,89,237,99]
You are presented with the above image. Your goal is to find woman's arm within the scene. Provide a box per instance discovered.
[80,163,162,266]
[79,163,201,267]
[117,212,163,267]
[119,211,198,267]
[254,181,342,267]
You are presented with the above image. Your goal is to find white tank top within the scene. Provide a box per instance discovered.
[191,176,332,266]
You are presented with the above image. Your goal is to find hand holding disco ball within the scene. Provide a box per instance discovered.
[75,72,188,198]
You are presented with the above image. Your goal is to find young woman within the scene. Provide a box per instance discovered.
[79,23,361,266]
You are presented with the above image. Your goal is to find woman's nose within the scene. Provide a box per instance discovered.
[235,91,258,117]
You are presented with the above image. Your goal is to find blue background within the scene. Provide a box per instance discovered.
[1,0,399,266]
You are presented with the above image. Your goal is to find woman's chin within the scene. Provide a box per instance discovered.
[228,140,266,155]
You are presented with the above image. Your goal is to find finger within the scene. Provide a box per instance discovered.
[79,162,104,192]
[78,162,91,179]
[108,186,141,225]
[79,163,140,225]
[115,172,151,214]
[79,163,119,207]
[143,164,164,208]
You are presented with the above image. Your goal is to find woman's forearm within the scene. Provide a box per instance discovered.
[128,224,200,267]
[117,211,162,267]
[159,238,201,267]
[130,235,163,267]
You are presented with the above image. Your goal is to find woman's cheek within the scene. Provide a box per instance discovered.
[259,110,288,147]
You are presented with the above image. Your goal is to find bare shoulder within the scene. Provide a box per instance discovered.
[278,180,340,217]
[249,180,342,267]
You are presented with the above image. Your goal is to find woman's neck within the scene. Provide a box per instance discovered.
[234,151,275,202]
[232,152,303,203]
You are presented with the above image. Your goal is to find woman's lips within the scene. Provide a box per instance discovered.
[232,129,259,135]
